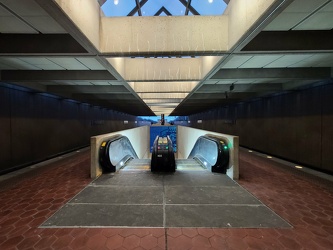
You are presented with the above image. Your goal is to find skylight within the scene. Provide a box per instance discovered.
[101,0,227,17]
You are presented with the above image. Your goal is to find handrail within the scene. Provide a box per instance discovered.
[188,135,230,173]
[99,135,138,172]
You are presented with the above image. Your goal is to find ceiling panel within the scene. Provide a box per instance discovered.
[72,81,94,86]
[294,5,333,30]
[18,57,64,70]
[263,13,308,31]
[263,0,329,31]
[0,62,15,69]
[239,55,283,68]
[264,54,314,68]
[284,0,328,12]
[234,79,257,84]
[0,0,48,15]
[222,55,253,68]
[288,53,333,67]
[0,57,40,70]
[91,81,113,86]
[76,58,106,70]
[214,80,237,85]
[47,58,89,70]
[25,16,67,34]
[0,5,37,33]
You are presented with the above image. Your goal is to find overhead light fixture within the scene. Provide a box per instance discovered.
[114,0,119,5]
[208,0,214,3]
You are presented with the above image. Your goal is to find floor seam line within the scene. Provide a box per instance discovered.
[163,175,166,228]
[165,228,168,250]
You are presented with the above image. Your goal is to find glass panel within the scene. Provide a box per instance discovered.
[108,137,137,166]
[101,0,228,17]
[189,137,218,167]
[102,0,137,16]
[191,0,227,15]
[141,0,185,16]
[163,0,186,16]
[140,0,160,16]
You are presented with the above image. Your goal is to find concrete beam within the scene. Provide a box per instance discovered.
[0,34,87,54]
[109,58,203,81]
[73,93,137,100]
[211,68,331,80]
[197,83,283,93]
[129,81,198,93]
[47,85,129,94]
[226,0,279,49]
[1,70,116,81]
[243,31,333,52]
[35,0,100,53]
[189,92,256,100]
[100,16,228,55]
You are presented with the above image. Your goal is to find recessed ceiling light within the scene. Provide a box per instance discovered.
[248,150,253,152]
[295,166,303,169]
[267,156,272,159]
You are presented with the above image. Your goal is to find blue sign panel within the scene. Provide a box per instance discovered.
[150,126,177,152]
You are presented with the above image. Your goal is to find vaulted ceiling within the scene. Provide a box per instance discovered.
[0,0,332,116]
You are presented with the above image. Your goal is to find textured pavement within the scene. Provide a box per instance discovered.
[0,148,332,249]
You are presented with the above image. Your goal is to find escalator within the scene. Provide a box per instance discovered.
[99,135,138,172]
[188,135,230,173]
[99,134,229,173]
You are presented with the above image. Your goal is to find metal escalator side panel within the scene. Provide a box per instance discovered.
[99,136,138,173]
[187,135,230,174]
[150,136,159,172]
[167,136,176,171]
[188,136,218,171]
[99,140,116,172]
[213,138,230,174]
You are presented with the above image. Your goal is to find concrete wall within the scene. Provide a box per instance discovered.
[0,82,136,175]
[90,126,150,178]
[188,83,333,174]
[177,126,239,180]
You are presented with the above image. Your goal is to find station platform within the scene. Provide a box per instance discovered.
[0,148,333,249]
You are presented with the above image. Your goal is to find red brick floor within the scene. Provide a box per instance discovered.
[0,148,333,249]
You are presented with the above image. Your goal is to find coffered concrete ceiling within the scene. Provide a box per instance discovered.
[0,0,332,116]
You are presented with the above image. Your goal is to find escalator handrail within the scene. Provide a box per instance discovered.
[99,135,138,172]
[188,135,230,173]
